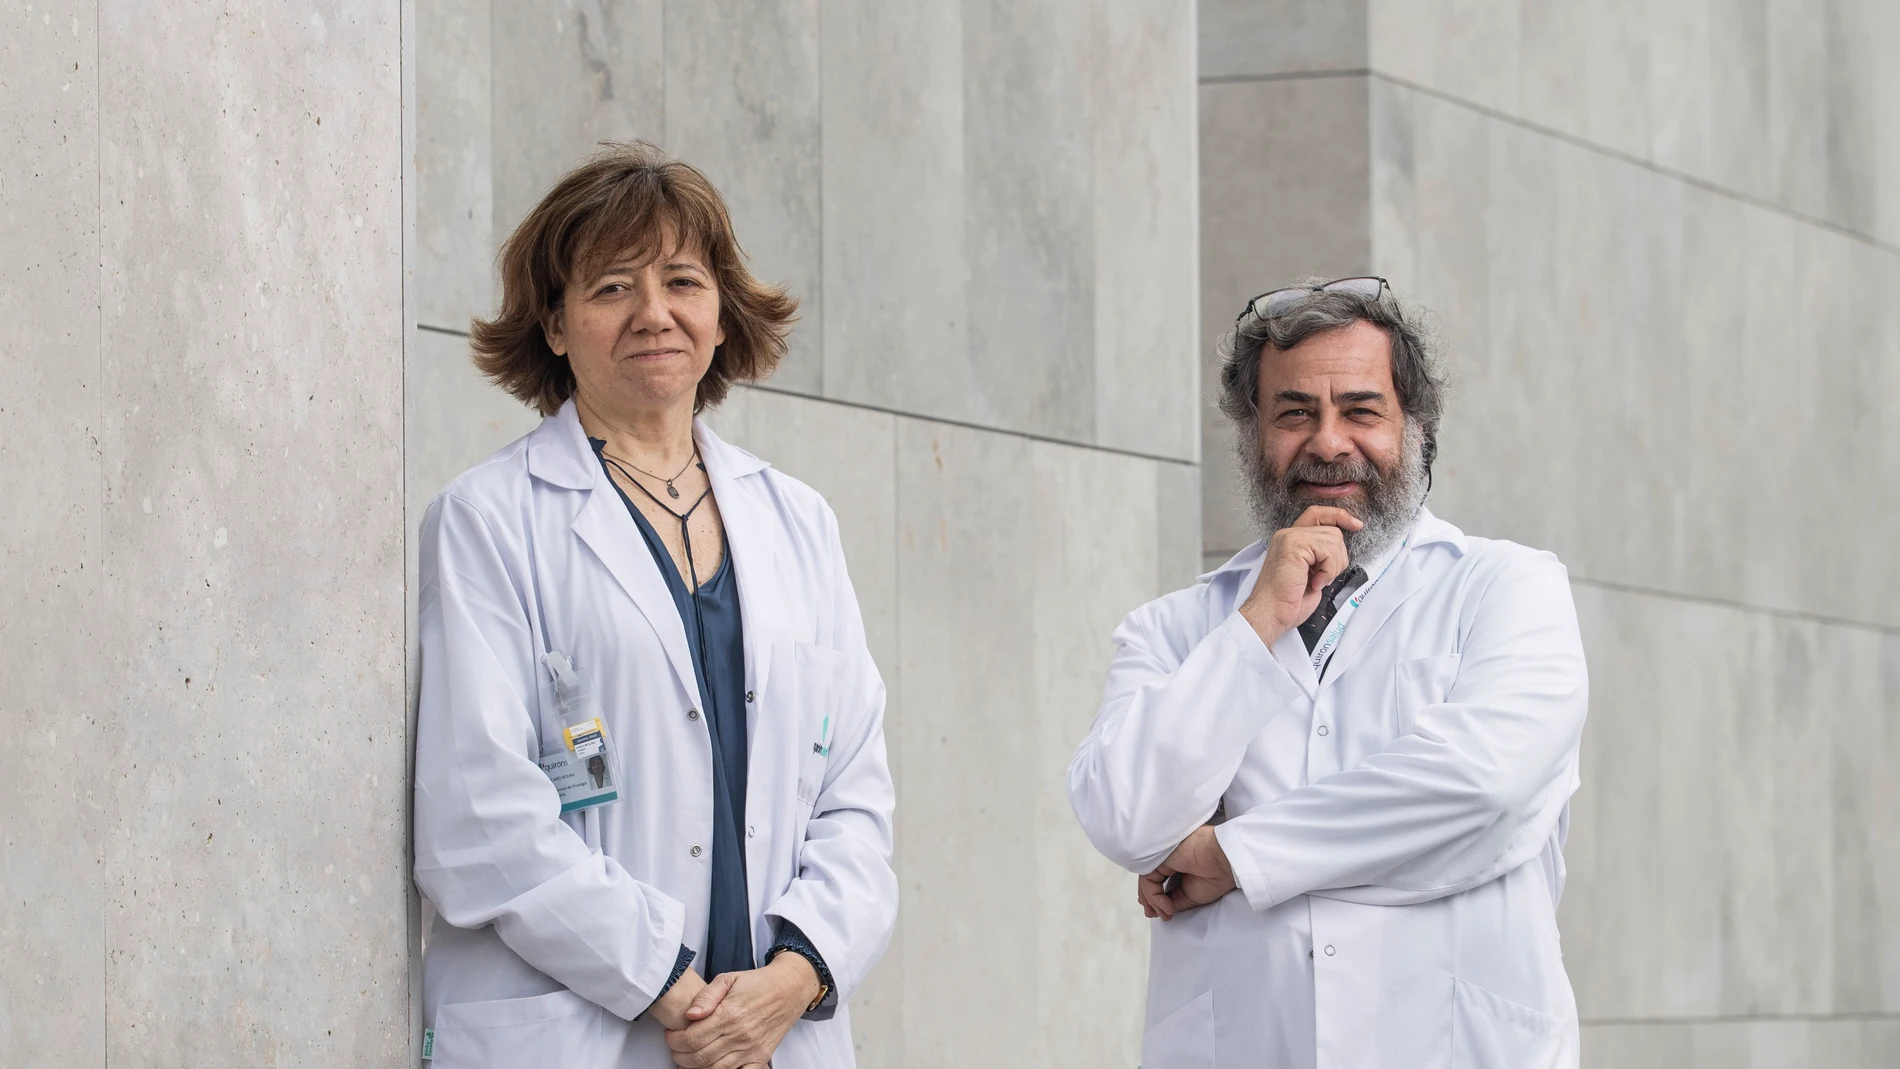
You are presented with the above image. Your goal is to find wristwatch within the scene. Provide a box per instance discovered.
[769,945,831,1012]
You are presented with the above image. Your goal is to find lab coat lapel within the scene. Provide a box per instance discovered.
[1233,557,1319,699]
[563,431,702,703]
[1273,627,1320,695]
[695,420,777,736]
[1319,545,1425,690]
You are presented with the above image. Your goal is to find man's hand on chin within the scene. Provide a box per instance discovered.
[1137,825,1237,921]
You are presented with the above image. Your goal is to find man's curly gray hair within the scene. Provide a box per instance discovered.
[1217,284,1448,461]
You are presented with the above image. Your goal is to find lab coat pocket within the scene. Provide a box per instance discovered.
[1141,988,1215,1069]
[430,989,605,1069]
[789,641,848,805]
[1393,653,1461,733]
[1449,978,1568,1069]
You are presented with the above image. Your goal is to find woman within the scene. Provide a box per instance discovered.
[414,142,896,1068]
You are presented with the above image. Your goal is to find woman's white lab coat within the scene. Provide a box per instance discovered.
[413,400,896,1068]
[1068,511,1588,1069]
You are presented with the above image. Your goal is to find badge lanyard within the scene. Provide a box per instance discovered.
[537,650,623,817]
[1308,538,1408,679]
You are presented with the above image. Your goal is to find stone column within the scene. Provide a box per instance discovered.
[2,2,413,1065]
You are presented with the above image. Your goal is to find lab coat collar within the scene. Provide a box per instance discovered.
[1197,506,1467,583]
[1207,508,1466,695]
[524,399,773,488]
[535,398,778,709]
[525,399,597,489]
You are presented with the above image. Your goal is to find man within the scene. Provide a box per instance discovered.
[1068,278,1587,1069]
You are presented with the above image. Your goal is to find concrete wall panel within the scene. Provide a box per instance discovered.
[95,1,410,1062]
[819,1,971,424]
[891,420,1162,1066]
[1028,441,1157,1067]
[1375,81,1900,628]
[406,329,541,538]
[893,419,1039,1066]
[491,0,663,238]
[1094,0,1200,461]
[415,0,493,332]
[1367,0,1900,246]
[0,1,104,1064]
[1198,75,1372,564]
[1583,1018,1900,1069]
[1565,584,1900,1020]
[1155,457,1204,595]
[961,0,1098,444]
[1199,0,1367,79]
[820,0,1200,455]
[663,0,825,393]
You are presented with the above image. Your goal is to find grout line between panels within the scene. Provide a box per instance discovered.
[1369,70,1900,257]
[1200,67,1900,260]
[1199,67,1371,85]
[1582,1012,1900,1027]
[96,2,109,1063]
[1198,67,1900,257]
[1568,575,1900,637]
[412,323,1200,468]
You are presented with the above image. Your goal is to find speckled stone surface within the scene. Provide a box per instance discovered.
[1,1,106,1065]
[1377,80,1900,628]
[1567,585,1900,1024]
[1369,0,1900,247]
[91,0,409,1064]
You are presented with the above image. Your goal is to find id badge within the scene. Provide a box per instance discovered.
[539,652,621,813]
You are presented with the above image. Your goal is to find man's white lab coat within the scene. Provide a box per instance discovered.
[1069,510,1587,1069]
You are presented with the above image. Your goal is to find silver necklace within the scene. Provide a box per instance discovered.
[604,447,699,499]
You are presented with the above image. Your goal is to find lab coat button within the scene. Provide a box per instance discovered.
[1317,725,1329,736]
[688,708,700,721]
[690,845,702,857]
[745,691,755,703]
[1324,945,1336,956]
[747,825,756,838]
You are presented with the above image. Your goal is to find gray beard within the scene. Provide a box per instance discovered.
[1237,420,1430,566]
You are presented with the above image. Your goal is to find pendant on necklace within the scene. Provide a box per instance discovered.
[666,482,680,499]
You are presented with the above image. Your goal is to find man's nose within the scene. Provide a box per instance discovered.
[1307,412,1354,461]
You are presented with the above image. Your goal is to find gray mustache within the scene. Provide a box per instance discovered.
[1282,457,1382,491]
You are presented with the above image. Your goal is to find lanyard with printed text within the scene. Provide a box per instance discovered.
[1308,538,1408,679]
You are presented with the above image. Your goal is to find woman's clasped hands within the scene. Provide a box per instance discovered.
[656,953,822,1069]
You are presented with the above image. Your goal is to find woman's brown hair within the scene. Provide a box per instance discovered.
[471,141,797,415]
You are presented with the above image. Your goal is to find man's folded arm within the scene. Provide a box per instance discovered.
[1214,554,1588,910]
[1069,603,1308,874]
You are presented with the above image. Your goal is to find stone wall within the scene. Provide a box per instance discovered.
[2,1,411,1065]
[1199,1,1900,1064]
[13,1,1880,1065]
